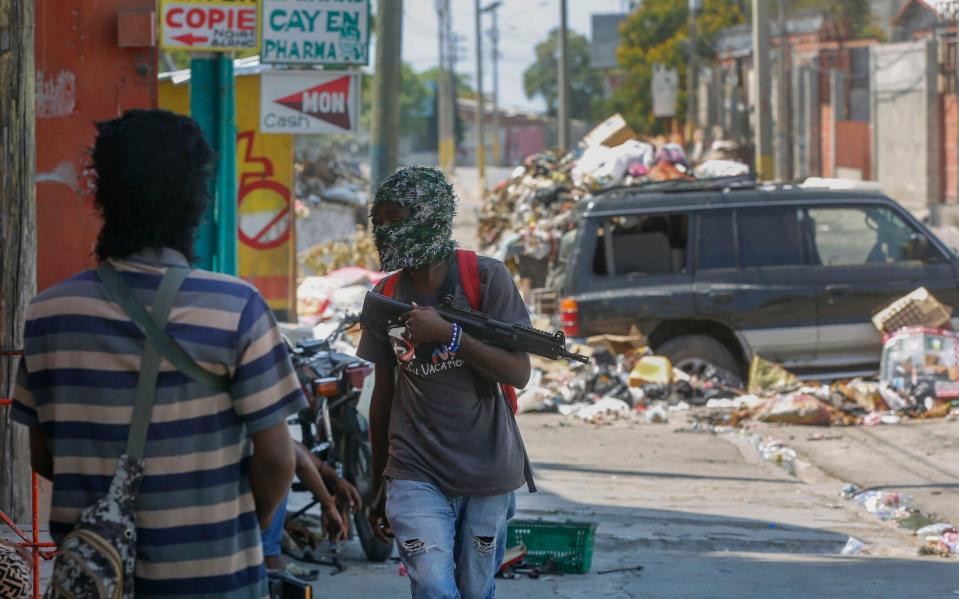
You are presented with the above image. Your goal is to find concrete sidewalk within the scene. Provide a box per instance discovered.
[748,419,959,525]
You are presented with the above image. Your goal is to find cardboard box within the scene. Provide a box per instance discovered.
[586,325,647,356]
[581,113,637,148]
[872,287,952,335]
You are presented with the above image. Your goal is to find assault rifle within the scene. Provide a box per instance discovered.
[360,291,590,364]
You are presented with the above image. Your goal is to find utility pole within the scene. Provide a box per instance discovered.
[686,0,699,145]
[752,0,773,180]
[0,0,37,524]
[557,0,571,151]
[775,0,792,181]
[436,0,451,172]
[371,0,404,187]
[474,0,486,196]
[483,2,503,166]
[449,31,463,169]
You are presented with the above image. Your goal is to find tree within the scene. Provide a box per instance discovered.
[795,0,880,38]
[0,0,37,524]
[610,0,746,134]
[360,62,432,137]
[523,28,607,122]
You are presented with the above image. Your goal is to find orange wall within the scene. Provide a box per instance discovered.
[35,0,158,291]
[820,104,833,179]
[944,94,958,204]
[835,120,872,181]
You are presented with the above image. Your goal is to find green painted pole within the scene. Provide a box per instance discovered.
[190,55,217,271]
[215,53,237,276]
[189,53,237,275]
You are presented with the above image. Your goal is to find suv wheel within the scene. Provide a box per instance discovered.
[656,335,744,388]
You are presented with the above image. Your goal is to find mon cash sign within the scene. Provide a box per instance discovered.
[260,71,360,134]
[160,0,259,51]
[261,0,370,65]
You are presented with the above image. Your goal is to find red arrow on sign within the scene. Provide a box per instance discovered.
[173,33,210,46]
[274,76,352,130]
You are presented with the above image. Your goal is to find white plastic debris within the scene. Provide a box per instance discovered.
[575,397,631,423]
[693,159,749,179]
[840,537,865,556]
[643,404,669,424]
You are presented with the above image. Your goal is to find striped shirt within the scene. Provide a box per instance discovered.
[12,248,307,598]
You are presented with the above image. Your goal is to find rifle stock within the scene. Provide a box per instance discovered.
[360,292,590,364]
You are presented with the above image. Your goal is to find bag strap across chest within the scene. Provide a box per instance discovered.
[96,264,219,459]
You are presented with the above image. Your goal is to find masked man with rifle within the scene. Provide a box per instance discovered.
[357,167,535,599]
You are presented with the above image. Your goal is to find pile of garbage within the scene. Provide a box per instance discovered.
[296,263,384,327]
[521,287,959,428]
[712,287,959,428]
[476,113,749,279]
[295,153,369,214]
[516,328,741,425]
[298,226,380,278]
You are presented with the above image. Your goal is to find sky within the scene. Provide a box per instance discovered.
[397,0,631,113]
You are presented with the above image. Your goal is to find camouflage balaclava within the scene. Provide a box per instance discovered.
[371,166,457,271]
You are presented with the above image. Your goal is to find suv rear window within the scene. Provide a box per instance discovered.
[737,207,803,268]
[593,213,689,276]
[808,205,942,266]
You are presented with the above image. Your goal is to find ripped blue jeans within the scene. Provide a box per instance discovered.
[386,479,516,599]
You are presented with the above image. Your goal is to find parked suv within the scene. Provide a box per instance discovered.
[550,179,959,385]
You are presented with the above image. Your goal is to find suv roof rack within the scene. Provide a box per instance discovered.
[602,174,757,196]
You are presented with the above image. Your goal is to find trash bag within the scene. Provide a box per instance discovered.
[753,393,832,426]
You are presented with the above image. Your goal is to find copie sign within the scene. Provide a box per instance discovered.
[260,71,360,134]
[159,0,259,51]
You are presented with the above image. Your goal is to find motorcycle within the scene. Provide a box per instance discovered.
[286,314,394,563]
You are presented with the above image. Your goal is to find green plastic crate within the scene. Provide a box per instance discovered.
[506,519,597,574]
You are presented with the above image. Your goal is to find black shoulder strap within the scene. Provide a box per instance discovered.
[97,263,230,393]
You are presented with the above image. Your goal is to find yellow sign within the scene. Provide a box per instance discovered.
[159,0,260,52]
[159,73,296,320]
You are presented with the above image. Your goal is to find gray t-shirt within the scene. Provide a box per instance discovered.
[357,255,531,497]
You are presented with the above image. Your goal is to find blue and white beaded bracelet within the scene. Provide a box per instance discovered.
[445,322,462,354]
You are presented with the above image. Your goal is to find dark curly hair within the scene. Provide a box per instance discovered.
[91,109,216,262]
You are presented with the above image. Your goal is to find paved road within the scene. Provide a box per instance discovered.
[299,414,959,598]
[448,166,514,252]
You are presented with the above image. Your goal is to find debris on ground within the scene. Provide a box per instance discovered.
[871,287,952,335]
[840,536,866,556]
[751,393,833,426]
[299,226,380,278]
[750,434,798,476]
[297,266,384,326]
[839,484,958,557]
[683,290,959,428]
[879,327,959,411]
[295,153,369,212]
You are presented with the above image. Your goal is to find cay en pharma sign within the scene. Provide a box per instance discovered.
[261,0,370,65]
[260,71,360,134]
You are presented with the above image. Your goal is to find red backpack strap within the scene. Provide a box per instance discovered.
[456,249,482,311]
[382,272,401,298]
[503,384,518,415]
[454,250,519,414]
